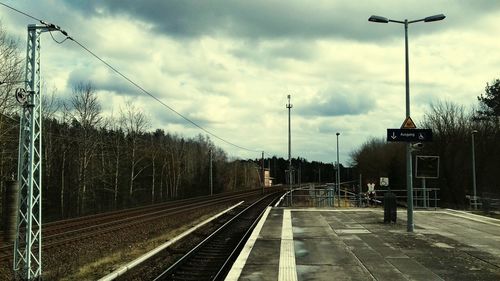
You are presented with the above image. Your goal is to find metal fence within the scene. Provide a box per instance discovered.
[279,184,440,209]
[467,193,500,214]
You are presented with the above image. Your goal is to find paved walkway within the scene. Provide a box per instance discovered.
[226,208,500,281]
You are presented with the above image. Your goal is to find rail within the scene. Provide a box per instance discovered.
[153,193,280,280]
[1,188,278,262]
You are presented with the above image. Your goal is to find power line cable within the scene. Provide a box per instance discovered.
[69,38,261,153]
[0,2,41,22]
[0,1,263,154]
[48,30,69,44]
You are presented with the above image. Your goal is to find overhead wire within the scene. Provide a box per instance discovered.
[0,2,41,22]
[0,1,264,154]
[68,38,261,153]
[48,30,69,44]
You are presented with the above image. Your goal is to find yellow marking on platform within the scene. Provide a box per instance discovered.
[278,210,298,281]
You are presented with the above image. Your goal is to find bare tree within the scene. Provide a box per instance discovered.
[0,21,23,117]
[67,82,102,214]
[41,87,61,187]
[0,22,22,211]
[120,101,150,200]
[104,115,124,209]
[421,101,473,207]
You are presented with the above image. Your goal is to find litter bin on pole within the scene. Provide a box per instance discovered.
[384,191,397,223]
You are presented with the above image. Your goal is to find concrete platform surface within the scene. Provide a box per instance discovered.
[226,208,500,281]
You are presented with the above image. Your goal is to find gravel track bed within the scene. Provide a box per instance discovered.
[115,205,243,281]
[0,201,240,280]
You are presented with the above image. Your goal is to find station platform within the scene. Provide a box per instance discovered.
[226,208,500,281]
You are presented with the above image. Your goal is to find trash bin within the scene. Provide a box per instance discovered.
[384,192,397,223]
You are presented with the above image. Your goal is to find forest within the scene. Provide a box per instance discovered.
[0,83,266,221]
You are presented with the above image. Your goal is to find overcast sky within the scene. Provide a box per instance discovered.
[1,0,499,165]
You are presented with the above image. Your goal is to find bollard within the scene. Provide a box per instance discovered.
[3,180,19,243]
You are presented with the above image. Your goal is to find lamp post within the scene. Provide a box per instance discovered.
[369,13,445,232]
[336,132,340,207]
[209,148,213,196]
[471,130,478,210]
[286,95,293,205]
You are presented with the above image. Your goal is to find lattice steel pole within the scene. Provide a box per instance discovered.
[14,23,55,280]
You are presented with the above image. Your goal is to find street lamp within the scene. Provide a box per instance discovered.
[471,130,478,210]
[286,95,293,205]
[336,132,340,207]
[369,13,445,232]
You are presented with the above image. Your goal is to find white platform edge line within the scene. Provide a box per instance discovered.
[99,201,244,281]
[275,192,289,207]
[435,210,500,227]
[278,209,298,281]
[225,206,272,281]
[443,208,500,222]
[288,208,381,212]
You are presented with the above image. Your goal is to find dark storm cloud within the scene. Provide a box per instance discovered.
[298,88,375,117]
[63,0,498,42]
[151,106,214,127]
[67,68,138,97]
[230,40,314,66]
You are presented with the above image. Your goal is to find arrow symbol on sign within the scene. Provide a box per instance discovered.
[391,132,397,139]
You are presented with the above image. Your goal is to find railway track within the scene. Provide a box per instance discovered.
[0,188,274,262]
[152,192,280,281]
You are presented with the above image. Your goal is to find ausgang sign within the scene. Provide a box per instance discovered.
[386,128,433,142]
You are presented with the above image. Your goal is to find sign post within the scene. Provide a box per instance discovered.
[386,117,433,232]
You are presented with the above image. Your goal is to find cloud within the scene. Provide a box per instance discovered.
[67,68,138,97]
[63,0,500,42]
[298,87,376,117]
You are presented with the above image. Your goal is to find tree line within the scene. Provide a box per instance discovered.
[261,156,354,186]
[0,81,265,221]
[351,79,500,208]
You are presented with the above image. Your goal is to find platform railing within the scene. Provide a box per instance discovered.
[281,184,360,207]
[467,193,500,213]
[280,184,441,209]
[372,188,440,210]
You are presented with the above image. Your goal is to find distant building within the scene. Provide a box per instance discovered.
[263,168,273,187]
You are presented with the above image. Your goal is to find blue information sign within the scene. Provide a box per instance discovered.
[387,129,433,142]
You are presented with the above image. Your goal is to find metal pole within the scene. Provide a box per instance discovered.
[404,19,414,232]
[359,173,362,207]
[299,162,301,188]
[336,133,340,207]
[422,178,427,208]
[287,95,293,205]
[318,166,321,183]
[261,151,264,194]
[15,24,46,279]
[209,149,213,196]
[471,131,477,210]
